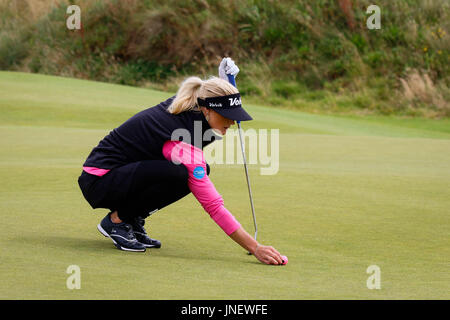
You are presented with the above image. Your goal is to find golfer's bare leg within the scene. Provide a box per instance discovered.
[110,211,122,223]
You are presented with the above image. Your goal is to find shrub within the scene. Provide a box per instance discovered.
[0,34,28,69]
[0,0,448,117]
[272,81,305,99]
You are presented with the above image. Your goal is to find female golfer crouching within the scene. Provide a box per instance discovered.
[78,59,284,265]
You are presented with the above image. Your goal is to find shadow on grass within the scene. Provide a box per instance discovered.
[10,234,258,265]
[11,235,113,252]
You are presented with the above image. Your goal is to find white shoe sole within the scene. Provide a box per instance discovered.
[142,243,161,248]
[97,224,146,252]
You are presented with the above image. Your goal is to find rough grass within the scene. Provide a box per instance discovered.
[0,0,449,117]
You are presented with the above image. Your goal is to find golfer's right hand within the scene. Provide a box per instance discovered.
[254,244,284,265]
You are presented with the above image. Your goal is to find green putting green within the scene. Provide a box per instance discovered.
[0,71,449,299]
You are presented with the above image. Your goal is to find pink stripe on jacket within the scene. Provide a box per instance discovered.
[82,166,110,176]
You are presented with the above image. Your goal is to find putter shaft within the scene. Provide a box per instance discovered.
[237,121,258,242]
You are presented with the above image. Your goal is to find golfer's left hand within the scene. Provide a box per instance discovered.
[218,57,239,80]
[254,244,284,265]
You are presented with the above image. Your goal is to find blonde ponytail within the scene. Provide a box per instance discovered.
[168,76,239,114]
[167,77,203,114]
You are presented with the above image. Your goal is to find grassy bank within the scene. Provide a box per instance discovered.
[0,0,449,117]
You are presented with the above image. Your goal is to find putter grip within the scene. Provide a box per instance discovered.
[227,74,239,124]
[227,74,236,87]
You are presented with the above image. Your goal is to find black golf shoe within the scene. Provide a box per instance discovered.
[97,212,146,252]
[129,216,161,248]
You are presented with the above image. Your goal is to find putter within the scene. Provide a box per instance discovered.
[227,74,258,254]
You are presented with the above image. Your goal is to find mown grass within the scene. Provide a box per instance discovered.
[0,71,449,299]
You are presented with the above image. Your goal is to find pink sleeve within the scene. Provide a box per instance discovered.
[162,140,241,236]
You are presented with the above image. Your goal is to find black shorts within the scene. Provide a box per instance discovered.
[78,160,210,221]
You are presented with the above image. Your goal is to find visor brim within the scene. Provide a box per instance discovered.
[212,107,253,121]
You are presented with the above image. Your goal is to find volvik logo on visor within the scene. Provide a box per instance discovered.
[197,93,253,121]
[229,97,241,107]
[197,93,242,109]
